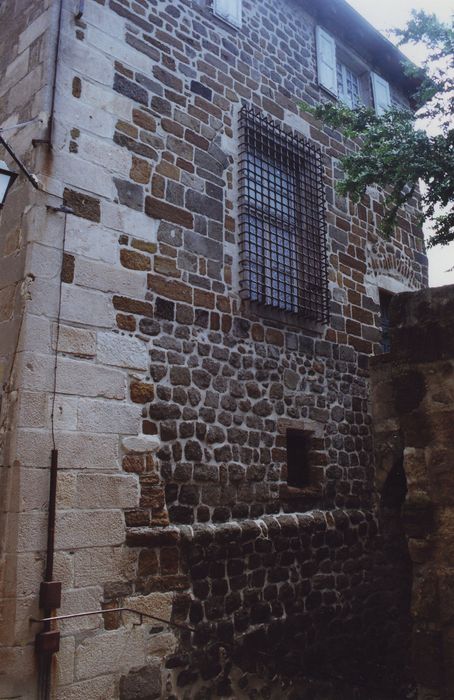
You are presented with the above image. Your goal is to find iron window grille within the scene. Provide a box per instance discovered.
[238,105,329,323]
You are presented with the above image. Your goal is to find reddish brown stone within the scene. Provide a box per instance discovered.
[63,188,100,222]
[102,601,121,630]
[185,129,209,150]
[113,295,154,317]
[130,156,151,184]
[145,454,156,469]
[346,319,361,336]
[61,253,75,283]
[216,296,231,313]
[252,323,265,343]
[210,312,220,330]
[145,197,193,229]
[225,215,235,232]
[72,77,81,98]
[339,252,367,274]
[194,289,215,309]
[131,239,157,254]
[159,243,177,259]
[351,305,374,325]
[161,118,184,137]
[123,454,145,474]
[155,160,180,182]
[114,60,133,78]
[194,95,222,119]
[153,65,183,92]
[140,474,165,509]
[262,96,284,120]
[132,108,156,132]
[125,509,150,527]
[348,290,362,306]
[176,157,194,173]
[147,275,192,303]
[130,381,155,404]
[116,119,138,138]
[154,256,180,278]
[222,315,232,334]
[348,335,372,354]
[151,510,170,527]
[138,549,159,577]
[151,174,165,198]
[188,104,209,124]
[265,328,284,347]
[120,249,151,271]
[116,313,136,331]
[160,547,180,575]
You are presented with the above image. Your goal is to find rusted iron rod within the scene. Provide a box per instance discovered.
[31,607,196,633]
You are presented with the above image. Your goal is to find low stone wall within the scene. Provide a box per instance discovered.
[120,510,412,698]
[370,285,454,700]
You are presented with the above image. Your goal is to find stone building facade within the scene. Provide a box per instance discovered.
[0,0,427,698]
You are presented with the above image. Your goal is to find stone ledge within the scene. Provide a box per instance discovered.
[126,509,373,548]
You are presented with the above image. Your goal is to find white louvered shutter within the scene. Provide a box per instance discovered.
[316,27,337,96]
[371,72,391,115]
[213,0,242,28]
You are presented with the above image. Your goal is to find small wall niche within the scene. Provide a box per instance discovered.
[286,429,312,488]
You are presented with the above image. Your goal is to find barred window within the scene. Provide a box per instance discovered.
[238,106,329,323]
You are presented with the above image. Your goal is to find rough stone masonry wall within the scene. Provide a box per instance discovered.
[0,0,427,697]
[371,285,454,700]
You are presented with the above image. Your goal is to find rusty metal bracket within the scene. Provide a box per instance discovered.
[30,607,196,633]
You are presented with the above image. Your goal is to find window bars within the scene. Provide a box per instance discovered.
[238,105,329,323]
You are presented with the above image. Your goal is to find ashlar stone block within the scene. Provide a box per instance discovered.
[75,627,147,680]
[61,286,115,328]
[56,357,126,399]
[77,398,140,434]
[76,473,139,509]
[15,428,120,470]
[74,546,136,587]
[55,510,125,549]
[97,331,148,370]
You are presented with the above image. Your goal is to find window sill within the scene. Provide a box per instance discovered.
[280,483,324,511]
[212,10,241,30]
[241,299,326,334]
[280,484,323,499]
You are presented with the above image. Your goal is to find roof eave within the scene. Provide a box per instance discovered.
[300,0,425,107]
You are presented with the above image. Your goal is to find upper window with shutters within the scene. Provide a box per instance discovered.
[316,27,392,116]
[212,0,242,28]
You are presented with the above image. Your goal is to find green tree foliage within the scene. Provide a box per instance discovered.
[302,12,453,247]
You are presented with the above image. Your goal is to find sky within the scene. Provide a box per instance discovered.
[347,0,453,287]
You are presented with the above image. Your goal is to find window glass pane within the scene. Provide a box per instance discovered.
[345,66,360,107]
[337,60,360,109]
[213,0,241,25]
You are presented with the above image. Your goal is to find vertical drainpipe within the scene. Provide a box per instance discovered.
[32,0,64,150]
